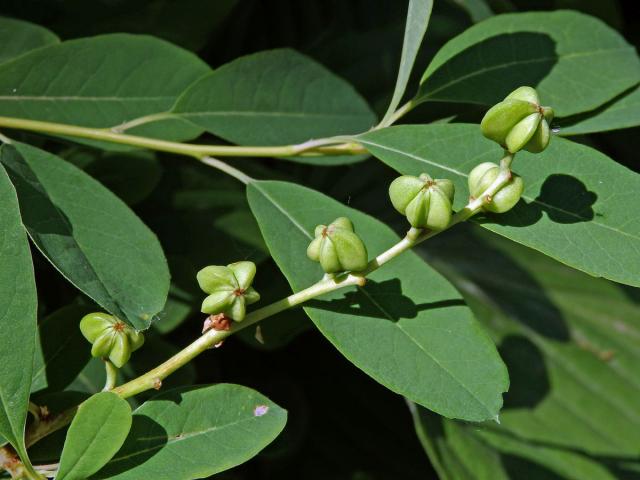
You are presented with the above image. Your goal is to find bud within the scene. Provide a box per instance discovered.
[307,217,368,273]
[481,86,554,154]
[196,261,260,321]
[468,162,524,213]
[389,174,454,230]
[80,312,144,368]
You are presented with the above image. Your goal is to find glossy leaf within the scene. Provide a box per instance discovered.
[31,304,93,393]
[411,225,640,478]
[417,11,640,117]
[57,392,132,480]
[93,384,287,479]
[381,0,434,125]
[173,49,376,146]
[0,142,169,330]
[0,16,59,64]
[560,85,640,135]
[0,163,38,468]
[0,34,210,141]
[358,124,640,288]
[247,180,508,421]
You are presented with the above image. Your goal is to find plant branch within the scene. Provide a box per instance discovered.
[0,116,365,159]
[22,150,516,453]
[102,360,119,391]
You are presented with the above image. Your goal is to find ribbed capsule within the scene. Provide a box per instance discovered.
[389,174,454,229]
[80,312,145,368]
[196,261,260,321]
[307,217,368,274]
[480,86,554,154]
[468,162,524,213]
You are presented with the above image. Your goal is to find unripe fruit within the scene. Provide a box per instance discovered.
[468,162,524,213]
[307,217,368,273]
[80,312,145,368]
[389,174,454,230]
[196,261,260,321]
[480,86,554,154]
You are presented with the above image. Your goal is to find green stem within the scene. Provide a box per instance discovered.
[376,99,417,129]
[113,272,366,398]
[103,360,119,391]
[0,116,364,159]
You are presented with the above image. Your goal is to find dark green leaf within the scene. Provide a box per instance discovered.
[0,16,59,64]
[381,0,434,125]
[57,392,132,480]
[560,85,640,135]
[0,34,210,142]
[417,11,640,117]
[410,226,640,478]
[247,180,508,421]
[0,162,38,467]
[0,142,170,330]
[31,304,93,394]
[358,124,640,288]
[173,49,376,147]
[93,384,287,479]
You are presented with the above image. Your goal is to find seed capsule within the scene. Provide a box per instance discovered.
[481,86,554,154]
[389,173,454,230]
[307,217,368,273]
[468,162,524,213]
[80,312,145,368]
[196,261,260,321]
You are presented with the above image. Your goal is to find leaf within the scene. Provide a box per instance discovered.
[247,180,508,421]
[0,163,38,467]
[0,16,59,64]
[455,0,494,23]
[358,124,640,288]
[559,85,640,136]
[31,304,93,394]
[380,0,434,125]
[0,142,170,330]
[0,33,210,141]
[410,225,640,478]
[173,49,376,147]
[57,392,132,480]
[93,384,287,479]
[416,11,640,117]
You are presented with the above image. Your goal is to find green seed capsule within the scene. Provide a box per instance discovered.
[468,162,524,213]
[480,86,553,154]
[389,174,454,229]
[196,261,260,321]
[307,217,368,274]
[80,312,145,367]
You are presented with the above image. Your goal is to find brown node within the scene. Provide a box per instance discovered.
[113,321,126,332]
[202,313,232,333]
[152,378,162,390]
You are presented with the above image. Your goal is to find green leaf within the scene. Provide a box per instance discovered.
[173,49,376,146]
[380,0,434,125]
[93,384,287,479]
[410,225,640,478]
[416,11,640,117]
[0,33,210,141]
[358,124,640,288]
[31,304,93,393]
[0,163,38,468]
[455,0,494,23]
[0,142,170,330]
[247,180,508,421]
[0,16,59,64]
[559,84,640,136]
[57,392,132,480]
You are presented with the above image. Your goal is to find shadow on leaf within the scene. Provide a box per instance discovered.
[306,278,465,322]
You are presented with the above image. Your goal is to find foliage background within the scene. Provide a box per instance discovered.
[1,0,638,478]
